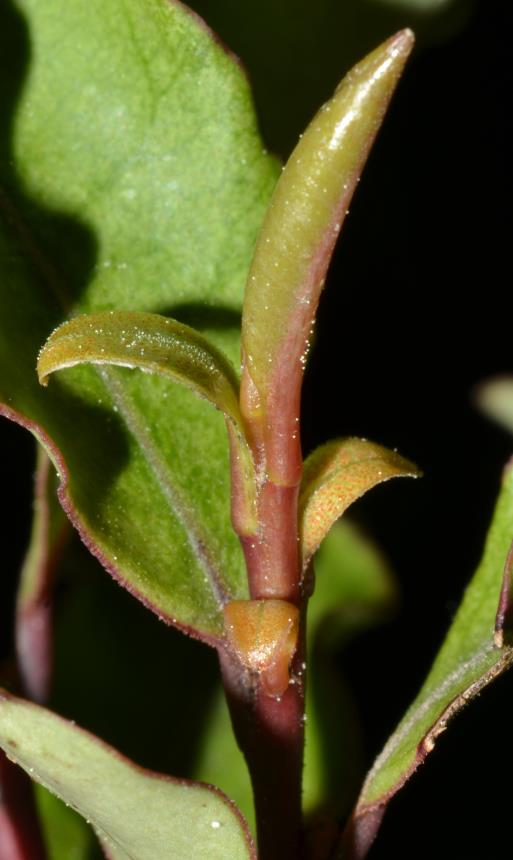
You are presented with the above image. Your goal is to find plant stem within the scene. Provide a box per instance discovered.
[219,623,306,860]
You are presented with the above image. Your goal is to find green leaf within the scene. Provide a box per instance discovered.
[239,31,414,486]
[299,438,420,567]
[0,0,278,640]
[194,521,397,829]
[476,377,513,435]
[340,462,513,859]
[0,691,255,860]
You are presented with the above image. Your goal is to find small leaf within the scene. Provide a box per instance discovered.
[38,311,243,431]
[299,438,420,566]
[339,460,513,860]
[476,376,513,435]
[0,691,255,860]
[240,31,414,486]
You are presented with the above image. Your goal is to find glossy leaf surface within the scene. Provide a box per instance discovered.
[342,462,513,858]
[0,0,278,640]
[0,691,255,860]
[240,31,414,485]
[299,438,419,566]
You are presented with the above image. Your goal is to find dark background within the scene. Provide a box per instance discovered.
[1,1,512,856]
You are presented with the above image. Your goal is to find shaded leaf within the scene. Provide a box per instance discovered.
[0,0,278,641]
[0,691,255,860]
[16,446,68,703]
[300,438,420,566]
[240,31,414,486]
[339,461,513,859]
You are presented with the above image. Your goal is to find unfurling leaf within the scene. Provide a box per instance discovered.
[338,461,513,860]
[0,690,255,860]
[299,438,420,566]
[240,30,414,487]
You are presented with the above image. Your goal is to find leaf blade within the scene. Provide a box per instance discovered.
[0,0,278,638]
[0,691,255,860]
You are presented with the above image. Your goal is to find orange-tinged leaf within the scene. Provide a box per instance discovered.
[299,438,420,566]
[38,310,242,428]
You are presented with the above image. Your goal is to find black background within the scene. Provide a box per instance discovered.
[1,1,512,857]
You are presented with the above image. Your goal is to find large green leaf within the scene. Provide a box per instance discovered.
[0,691,255,860]
[0,0,278,641]
[339,462,513,859]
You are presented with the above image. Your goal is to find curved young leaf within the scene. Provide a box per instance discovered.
[338,461,513,860]
[240,30,414,486]
[0,0,278,641]
[299,438,420,566]
[38,311,243,430]
[0,690,255,860]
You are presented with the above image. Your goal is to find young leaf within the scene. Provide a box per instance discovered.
[299,438,420,566]
[338,461,513,860]
[0,691,255,860]
[240,30,414,487]
[37,311,243,431]
[16,446,68,703]
[0,0,278,641]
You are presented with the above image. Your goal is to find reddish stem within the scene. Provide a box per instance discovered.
[219,622,306,860]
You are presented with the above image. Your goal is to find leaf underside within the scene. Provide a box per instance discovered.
[0,691,254,860]
[0,0,278,641]
[341,462,513,859]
